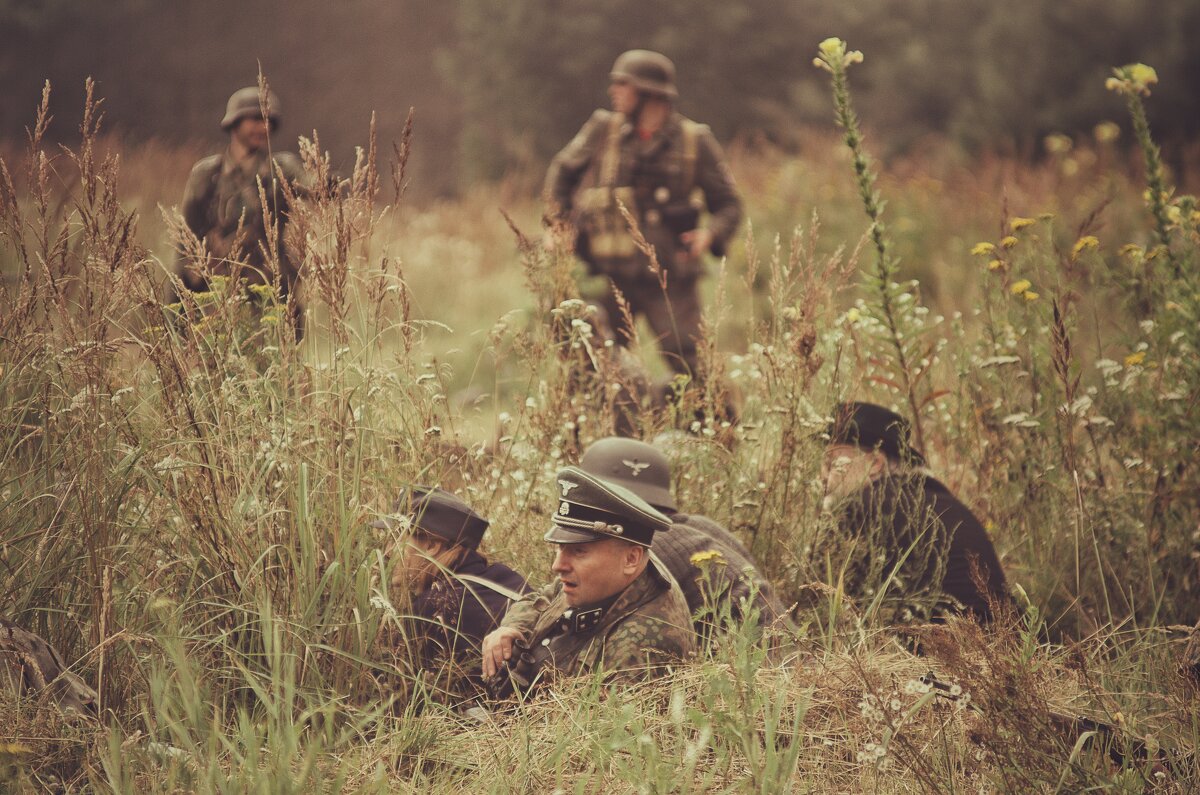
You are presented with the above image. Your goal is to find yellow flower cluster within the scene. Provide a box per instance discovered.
[1124,351,1146,367]
[814,37,864,71]
[1071,236,1099,260]
[1105,63,1158,97]
[1000,236,1019,249]
[970,242,995,257]
[690,549,727,567]
[1010,217,1036,232]
[1009,279,1038,301]
[1094,121,1121,144]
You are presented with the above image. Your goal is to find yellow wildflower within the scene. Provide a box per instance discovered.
[1094,121,1121,144]
[988,259,1004,271]
[1129,63,1158,88]
[1119,243,1144,259]
[1010,217,1036,232]
[1124,351,1146,367]
[845,307,861,323]
[1043,133,1072,155]
[1000,236,1018,249]
[819,37,844,58]
[1023,291,1039,301]
[970,242,995,256]
[1010,279,1032,295]
[690,549,727,567]
[1071,236,1099,260]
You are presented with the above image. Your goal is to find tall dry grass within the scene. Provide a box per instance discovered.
[1,49,1198,791]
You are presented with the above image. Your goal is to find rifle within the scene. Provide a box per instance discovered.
[921,672,1193,777]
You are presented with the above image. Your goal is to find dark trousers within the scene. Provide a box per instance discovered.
[597,273,703,379]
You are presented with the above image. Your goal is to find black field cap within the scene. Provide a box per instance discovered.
[827,402,926,466]
[371,486,489,549]
[580,437,677,512]
[545,466,672,548]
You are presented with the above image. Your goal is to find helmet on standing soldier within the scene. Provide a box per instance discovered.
[609,50,678,99]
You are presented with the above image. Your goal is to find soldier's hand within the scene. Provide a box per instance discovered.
[680,228,714,259]
[481,626,524,679]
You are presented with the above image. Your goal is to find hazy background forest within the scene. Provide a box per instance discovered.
[3,0,1199,196]
[4,3,1200,791]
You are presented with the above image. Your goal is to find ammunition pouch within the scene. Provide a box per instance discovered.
[575,185,640,276]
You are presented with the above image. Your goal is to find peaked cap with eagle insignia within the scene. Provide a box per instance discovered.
[544,466,672,547]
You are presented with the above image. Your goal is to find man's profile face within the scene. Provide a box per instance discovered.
[551,537,640,608]
[608,79,639,116]
[232,115,270,153]
[822,443,886,508]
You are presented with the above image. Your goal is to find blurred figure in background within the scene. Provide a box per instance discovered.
[544,50,742,384]
[173,85,307,337]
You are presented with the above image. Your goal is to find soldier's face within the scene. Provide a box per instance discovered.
[822,444,887,509]
[608,79,640,115]
[232,116,270,152]
[551,537,644,607]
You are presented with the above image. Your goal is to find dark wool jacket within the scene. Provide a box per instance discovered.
[838,472,1009,622]
[410,550,529,693]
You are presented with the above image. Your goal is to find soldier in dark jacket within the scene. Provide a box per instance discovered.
[174,86,307,336]
[824,402,1010,623]
[481,467,693,696]
[544,50,742,380]
[374,487,528,701]
[580,437,786,640]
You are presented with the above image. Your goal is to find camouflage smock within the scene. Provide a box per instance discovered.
[500,555,694,683]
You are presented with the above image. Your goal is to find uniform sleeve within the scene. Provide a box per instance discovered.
[542,110,609,224]
[176,157,220,289]
[498,581,559,640]
[180,158,219,243]
[695,129,743,257]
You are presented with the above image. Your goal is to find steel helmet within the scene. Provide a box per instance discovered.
[220,86,282,131]
[609,50,677,99]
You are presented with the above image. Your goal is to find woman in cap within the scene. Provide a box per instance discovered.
[374,486,528,701]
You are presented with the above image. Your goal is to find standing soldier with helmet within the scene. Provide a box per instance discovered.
[543,50,743,382]
[174,86,307,337]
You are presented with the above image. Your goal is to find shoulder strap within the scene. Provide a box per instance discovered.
[597,112,626,188]
[678,118,700,195]
[455,572,526,603]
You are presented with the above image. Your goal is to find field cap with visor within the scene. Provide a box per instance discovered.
[371,486,489,550]
[545,466,672,548]
[826,402,925,466]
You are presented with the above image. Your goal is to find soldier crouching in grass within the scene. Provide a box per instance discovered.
[579,437,788,643]
[172,85,307,338]
[823,402,1012,624]
[374,487,528,704]
[481,467,693,698]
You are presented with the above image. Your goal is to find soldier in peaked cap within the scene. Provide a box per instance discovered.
[543,49,742,383]
[580,437,786,641]
[481,467,693,694]
[824,402,1010,623]
[173,85,308,337]
[374,486,527,701]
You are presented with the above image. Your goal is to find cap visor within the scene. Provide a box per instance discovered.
[543,524,603,544]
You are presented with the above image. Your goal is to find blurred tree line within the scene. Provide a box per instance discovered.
[2,0,1197,198]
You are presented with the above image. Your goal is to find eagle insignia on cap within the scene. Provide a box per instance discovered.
[558,479,579,497]
[622,459,650,477]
